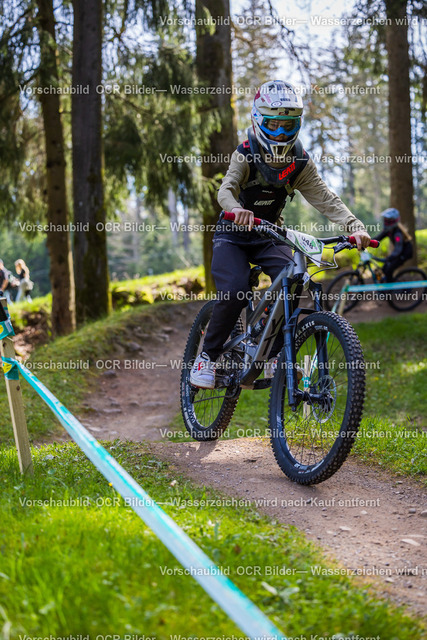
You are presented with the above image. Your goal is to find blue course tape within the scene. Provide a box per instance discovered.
[0,319,15,340]
[345,280,427,292]
[1,356,19,380]
[14,359,286,640]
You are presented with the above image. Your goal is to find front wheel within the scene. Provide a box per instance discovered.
[388,268,427,311]
[269,312,365,485]
[324,270,363,312]
[180,300,243,441]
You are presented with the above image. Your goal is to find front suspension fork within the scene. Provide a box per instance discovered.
[282,279,328,409]
[281,279,298,409]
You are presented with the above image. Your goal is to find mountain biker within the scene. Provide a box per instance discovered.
[190,80,372,389]
[0,259,12,304]
[373,208,413,281]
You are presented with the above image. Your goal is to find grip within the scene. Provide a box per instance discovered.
[223,211,262,226]
[349,236,380,248]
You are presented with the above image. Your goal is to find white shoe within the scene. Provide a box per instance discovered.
[190,352,215,389]
[264,356,278,379]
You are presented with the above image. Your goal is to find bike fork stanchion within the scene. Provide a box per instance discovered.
[282,279,297,406]
[311,281,323,312]
[0,298,33,475]
[303,355,311,420]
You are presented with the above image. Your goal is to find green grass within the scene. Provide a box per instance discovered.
[170,314,427,481]
[7,267,206,332]
[110,265,205,309]
[0,440,425,638]
[8,294,52,333]
[356,314,426,424]
[111,265,204,293]
[0,302,185,443]
[416,229,427,270]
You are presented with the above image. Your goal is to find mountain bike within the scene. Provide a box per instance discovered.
[324,250,427,313]
[180,212,379,485]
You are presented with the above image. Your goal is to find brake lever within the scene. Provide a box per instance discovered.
[253,225,275,239]
[333,241,354,254]
[263,228,281,240]
[258,225,287,241]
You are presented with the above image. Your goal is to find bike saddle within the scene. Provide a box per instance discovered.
[249,266,262,289]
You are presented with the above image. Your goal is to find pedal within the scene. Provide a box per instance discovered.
[253,379,272,390]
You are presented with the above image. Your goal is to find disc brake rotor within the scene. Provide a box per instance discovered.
[311,374,337,423]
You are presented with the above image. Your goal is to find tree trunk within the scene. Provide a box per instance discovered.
[369,99,382,215]
[72,0,110,322]
[182,207,190,252]
[132,196,142,266]
[196,0,237,293]
[36,0,76,336]
[168,188,179,247]
[385,0,417,263]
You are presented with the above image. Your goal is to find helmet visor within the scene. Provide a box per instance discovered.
[260,115,301,139]
[383,217,399,227]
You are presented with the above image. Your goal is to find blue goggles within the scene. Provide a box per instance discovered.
[260,115,301,139]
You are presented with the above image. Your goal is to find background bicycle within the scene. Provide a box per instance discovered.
[324,250,427,313]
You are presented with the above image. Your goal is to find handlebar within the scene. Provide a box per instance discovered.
[223,211,263,226]
[348,236,379,249]
[221,211,380,249]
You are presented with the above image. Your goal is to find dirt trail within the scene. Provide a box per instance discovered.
[154,438,426,617]
[78,296,426,442]
[75,299,426,617]
[77,302,204,441]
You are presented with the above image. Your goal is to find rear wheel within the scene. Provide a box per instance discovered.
[180,300,243,441]
[269,312,365,485]
[388,268,427,311]
[324,270,363,312]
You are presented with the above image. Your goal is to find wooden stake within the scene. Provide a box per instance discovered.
[0,298,33,475]
[337,278,350,315]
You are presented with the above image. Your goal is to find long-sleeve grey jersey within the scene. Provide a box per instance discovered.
[217,148,367,234]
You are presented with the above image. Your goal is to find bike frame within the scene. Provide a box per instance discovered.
[219,249,325,408]
[211,211,380,408]
[358,252,384,283]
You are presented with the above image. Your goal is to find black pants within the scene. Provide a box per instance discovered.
[383,243,413,281]
[203,227,293,361]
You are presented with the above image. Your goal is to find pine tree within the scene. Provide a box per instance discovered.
[72,0,110,323]
[384,0,416,262]
[196,0,237,293]
[232,0,280,135]
[0,0,76,335]
[354,0,424,261]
